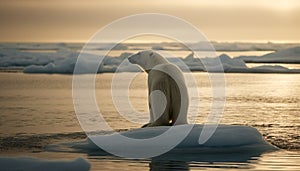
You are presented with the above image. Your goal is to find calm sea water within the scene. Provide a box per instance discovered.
[0,72,299,170]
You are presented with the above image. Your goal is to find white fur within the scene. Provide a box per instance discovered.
[128,50,189,127]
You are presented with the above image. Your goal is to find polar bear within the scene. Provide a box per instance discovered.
[128,50,189,127]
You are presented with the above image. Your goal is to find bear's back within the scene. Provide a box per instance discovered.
[150,63,185,84]
[147,63,187,96]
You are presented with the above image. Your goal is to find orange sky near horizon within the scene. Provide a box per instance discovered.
[0,0,299,43]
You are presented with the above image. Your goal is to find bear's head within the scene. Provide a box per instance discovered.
[128,50,168,72]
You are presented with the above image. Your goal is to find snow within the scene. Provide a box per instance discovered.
[0,157,90,171]
[46,124,277,158]
[181,53,248,72]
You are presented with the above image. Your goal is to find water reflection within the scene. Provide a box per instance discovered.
[87,148,268,170]
[148,149,266,170]
[149,160,189,171]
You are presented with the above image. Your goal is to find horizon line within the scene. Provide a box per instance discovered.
[1,40,300,44]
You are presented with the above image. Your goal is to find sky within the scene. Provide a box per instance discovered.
[0,0,299,43]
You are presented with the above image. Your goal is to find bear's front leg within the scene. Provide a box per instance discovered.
[141,123,151,128]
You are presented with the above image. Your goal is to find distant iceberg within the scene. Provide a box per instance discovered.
[237,46,300,63]
[22,52,300,74]
[0,43,299,74]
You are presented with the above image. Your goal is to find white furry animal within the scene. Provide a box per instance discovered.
[128,50,189,127]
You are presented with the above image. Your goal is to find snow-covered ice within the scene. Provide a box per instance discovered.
[46,124,277,159]
[0,43,299,73]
